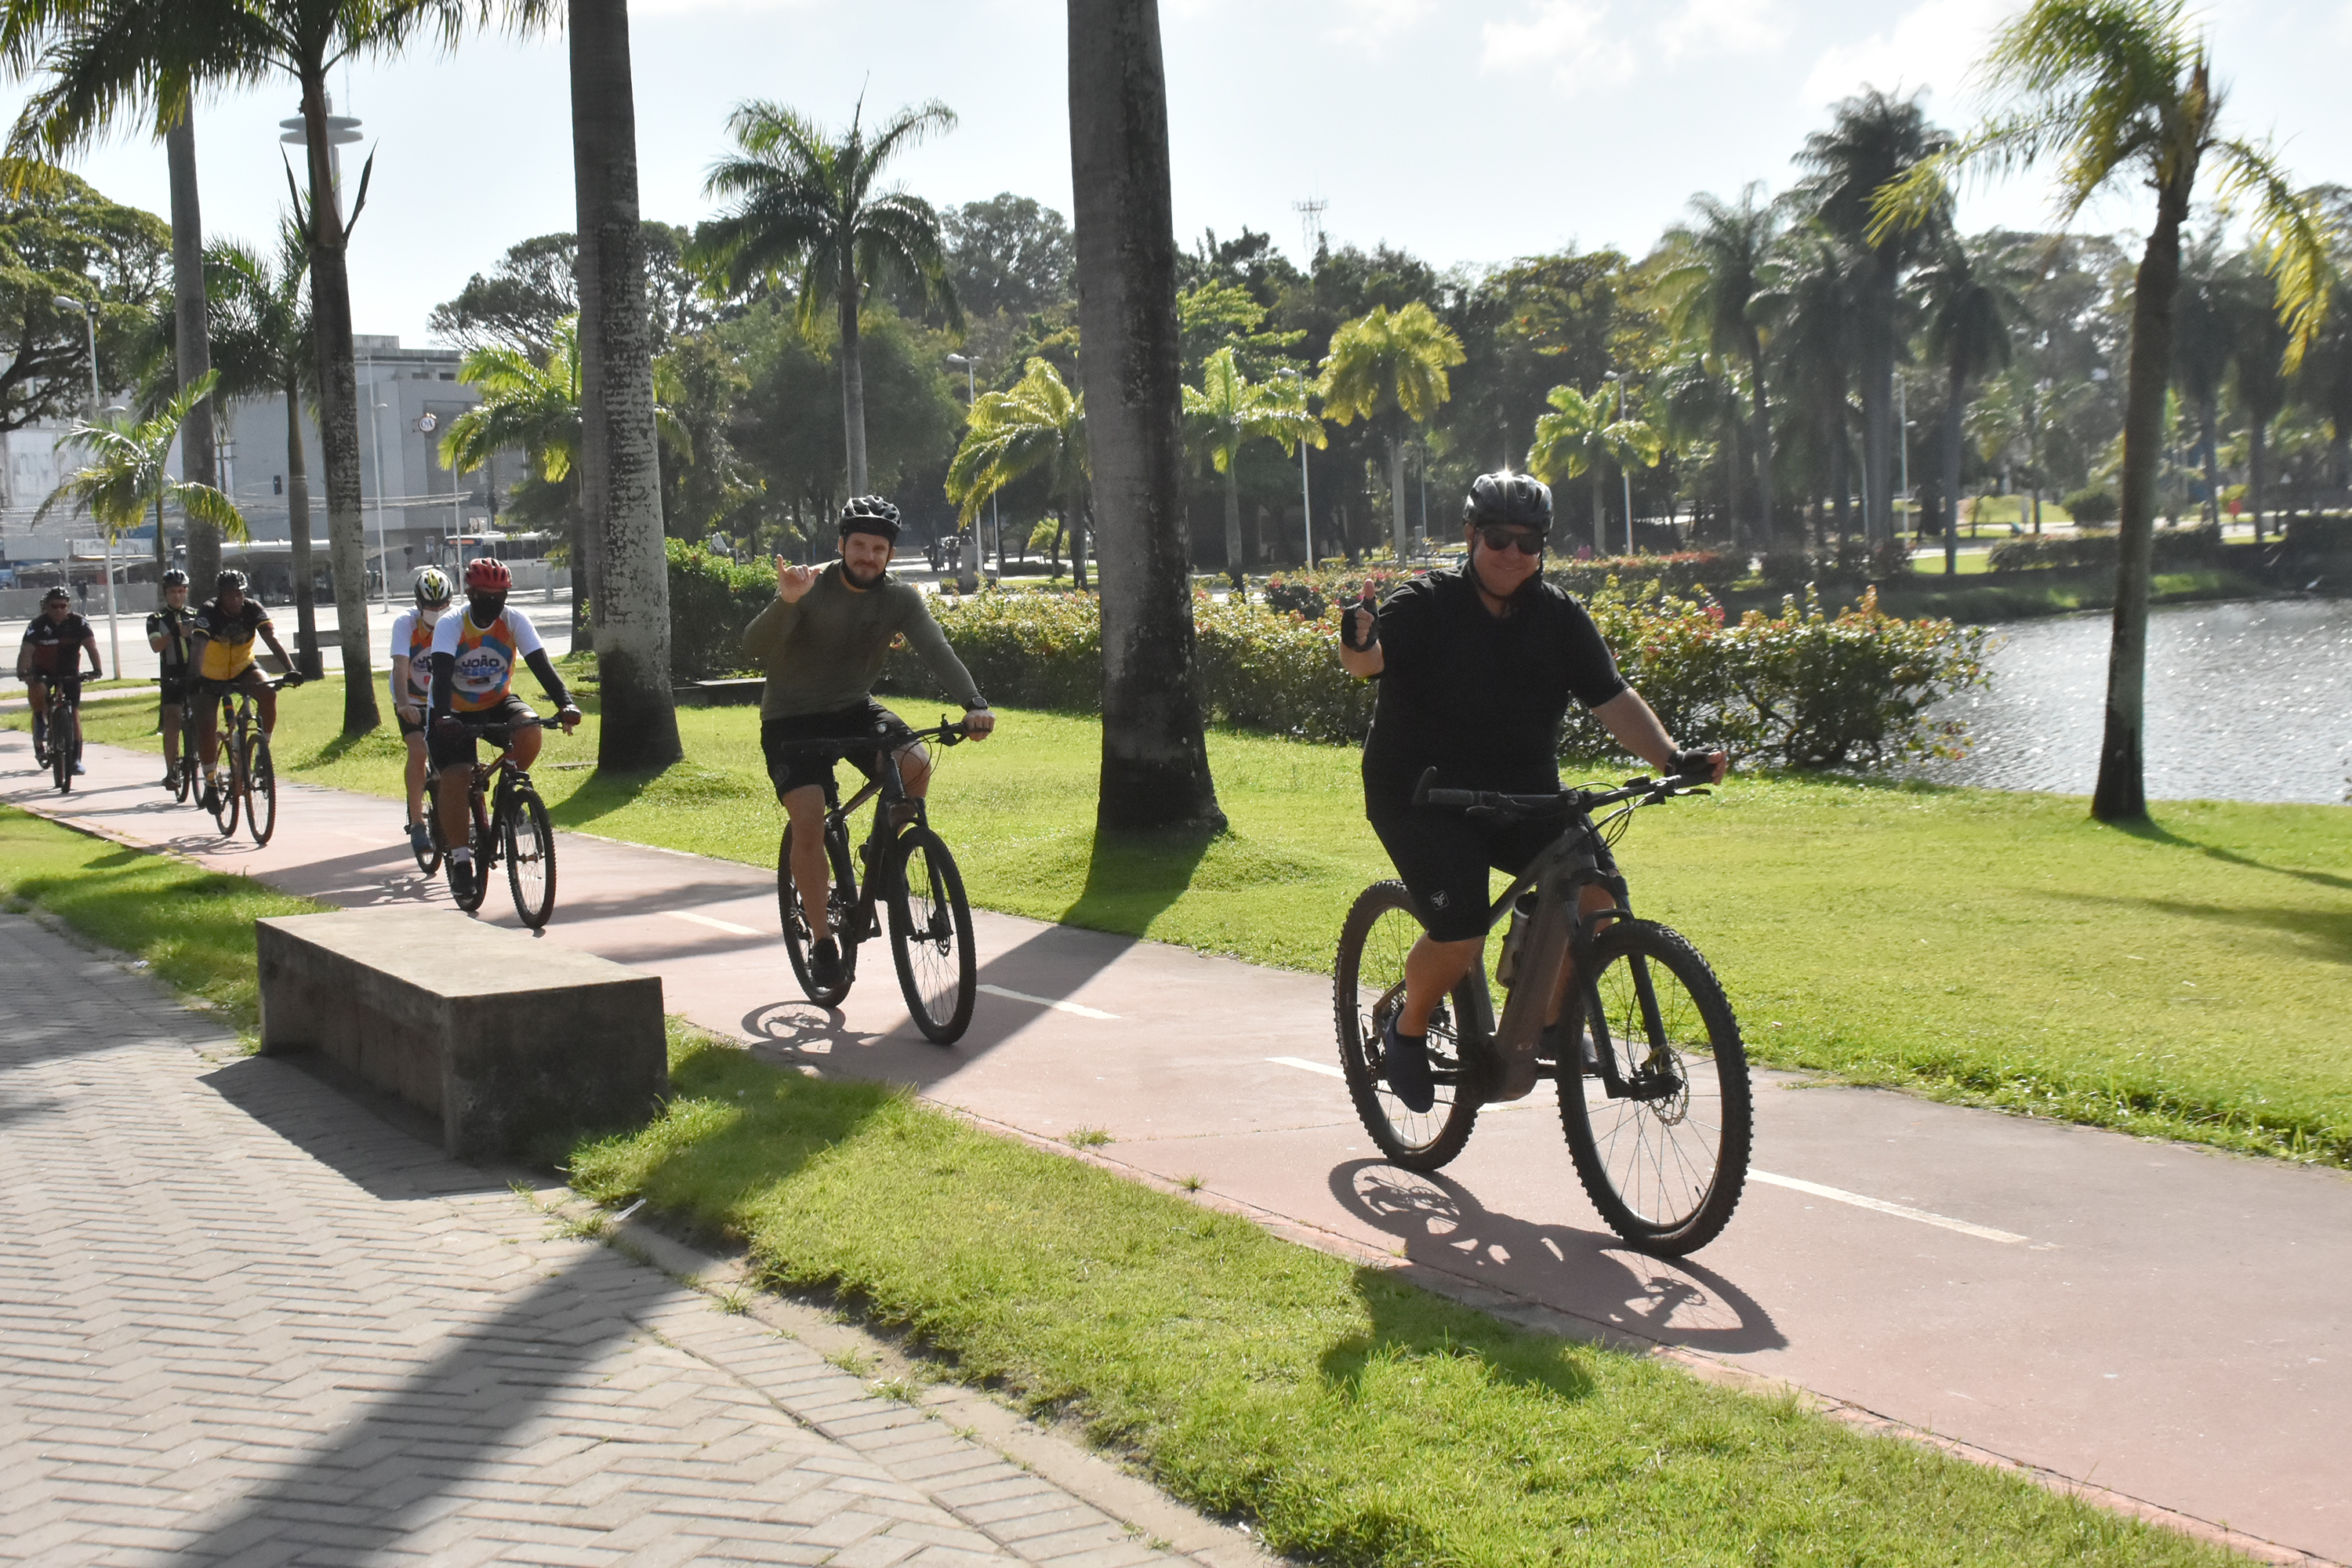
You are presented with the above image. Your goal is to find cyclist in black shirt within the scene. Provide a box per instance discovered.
[147,568,196,789]
[1338,472,1726,1111]
[16,586,101,773]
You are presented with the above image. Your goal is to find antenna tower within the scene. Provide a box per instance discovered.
[1293,198,1328,262]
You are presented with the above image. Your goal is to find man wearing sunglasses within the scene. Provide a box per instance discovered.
[1337,470,1727,1112]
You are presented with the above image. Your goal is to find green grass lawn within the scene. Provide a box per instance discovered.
[50,683,2351,1164]
[0,806,325,1029]
[567,1022,2230,1568]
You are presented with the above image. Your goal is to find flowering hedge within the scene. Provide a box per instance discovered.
[883,581,1987,771]
[1985,524,2221,573]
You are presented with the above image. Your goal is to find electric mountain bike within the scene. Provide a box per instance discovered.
[1333,764,1751,1255]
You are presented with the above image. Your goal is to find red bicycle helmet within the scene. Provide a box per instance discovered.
[463,557,512,592]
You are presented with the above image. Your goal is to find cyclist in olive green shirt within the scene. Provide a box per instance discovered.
[743,495,996,989]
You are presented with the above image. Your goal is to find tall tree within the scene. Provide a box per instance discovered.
[1918,236,2023,572]
[1528,382,1664,554]
[1769,227,1861,544]
[566,0,679,770]
[1876,0,2334,821]
[205,226,323,673]
[5,0,486,735]
[2223,254,2292,543]
[163,107,220,588]
[1181,346,1323,583]
[0,165,169,434]
[946,355,1090,585]
[1798,88,1950,543]
[696,95,960,497]
[2169,228,2234,525]
[1068,0,1221,831]
[1660,183,1781,542]
[1317,301,1465,557]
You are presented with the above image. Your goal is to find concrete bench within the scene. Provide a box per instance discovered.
[256,908,666,1160]
[677,677,764,707]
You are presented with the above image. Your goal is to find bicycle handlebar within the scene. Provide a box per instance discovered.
[1410,764,1711,818]
[771,716,976,753]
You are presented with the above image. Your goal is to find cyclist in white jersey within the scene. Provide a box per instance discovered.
[390,566,454,855]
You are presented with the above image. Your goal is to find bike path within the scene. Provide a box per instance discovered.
[8,733,2347,1566]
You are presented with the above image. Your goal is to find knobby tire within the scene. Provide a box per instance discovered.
[504,786,557,929]
[1333,880,1480,1171]
[886,827,975,1044]
[778,820,858,1006]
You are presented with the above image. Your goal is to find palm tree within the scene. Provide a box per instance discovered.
[1770,227,1862,545]
[1068,0,1221,832]
[164,108,220,588]
[2223,255,2292,543]
[695,96,960,498]
[1660,183,1782,542]
[1875,0,2334,820]
[1528,383,1664,554]
[1317,301,1465,558]
[1181,346,1323,585]
[40,373,245,583]
[1797,88,1951,544]
[206,224,323,674]
[946,356,1091,587]
[1918,236,2023,572]
[2169,228,2234,525]
[6,0,485,736]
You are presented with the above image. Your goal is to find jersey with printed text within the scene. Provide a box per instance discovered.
[430,605,545,713]
[20,612,95,677]
[388,608,440,706]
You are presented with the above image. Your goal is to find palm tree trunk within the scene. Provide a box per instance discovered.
[1942,365,1965,577]
[1068,0,1220,832]
[2198,400,2221,526]
[282,375,322,678]
[1860,267,1896,542]
[1386,435,1408,558]
[165,111,220,589]
[1071,501,1089,592]
[1830,395,1852,545]
[1747,334,1773,543]
[2248,416,2267,545]
[1722,415,1743,550]
[1222,459,1243,587]
[2093,184,2190,822]
[1591,463,1606,555]
[838,258,869,495]
[299,66,379,735]
[572,0,682,771]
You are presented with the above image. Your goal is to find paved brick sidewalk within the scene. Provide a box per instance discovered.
[0,911,1191,1568]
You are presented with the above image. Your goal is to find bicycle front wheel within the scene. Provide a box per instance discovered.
[1556,920,1751,1255]
[1333,880,1480,1171]
[504,787,557,929]
[887,828,975,1044]
[52,715,72,793]
[209,742,241,837]
[244,735,278,846]
[777,821,857,1006]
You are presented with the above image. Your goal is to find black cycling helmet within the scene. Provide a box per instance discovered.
[42,584,70,603]
[216,568,249,593]
[1463,471,1553,533]
[839,495,902,542]
[161,568,189,588]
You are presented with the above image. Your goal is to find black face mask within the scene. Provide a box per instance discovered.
[468,591,507,624]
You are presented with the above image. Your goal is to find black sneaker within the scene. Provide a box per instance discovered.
[1382,1011,1436,1114]
[808,936,844,990]
[448,858,476,906]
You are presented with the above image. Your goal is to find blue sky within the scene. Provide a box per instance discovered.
[8,0,2347,342]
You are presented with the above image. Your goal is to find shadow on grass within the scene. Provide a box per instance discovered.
[546,764,669,831]
[2050,887,2352,965]
[1058,824,1219,938]
[2111,815,2352,893]
[1317,1265,1596,1406]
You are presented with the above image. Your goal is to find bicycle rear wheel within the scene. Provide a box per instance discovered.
[417,808,445,877]
[504,786,557,929]
[244,735,278,846]
[31,707,49,768]
[777,820,858,1006]
[1333,880,1481,1171]
[887,827,975,1044]
[1556,920,1751,1255]
[172,752,194,804]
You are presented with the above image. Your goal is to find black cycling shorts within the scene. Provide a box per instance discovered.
[761,699,914,803]
[31,673,82,709]
[158,672,190,707]
[1366,793,1616,943]
[429,695,539,770]
[396,706,429,741]
[190,666,270,716]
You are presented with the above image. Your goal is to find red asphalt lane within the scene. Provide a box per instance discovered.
[9,731,2347,1564]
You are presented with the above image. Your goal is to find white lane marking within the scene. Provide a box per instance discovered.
[977,984,1118,1020]
[1268,1055,1346,1080]
[662,909,761,937]
[1750,1170,2030,1245]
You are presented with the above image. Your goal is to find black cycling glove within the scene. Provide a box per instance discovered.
[1666,747,1716,781]
[1341,588,1380,652]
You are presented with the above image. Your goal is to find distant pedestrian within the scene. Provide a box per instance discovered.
[74,579,86,608]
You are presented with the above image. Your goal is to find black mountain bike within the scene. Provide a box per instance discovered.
[774,717,978,1044]
[1333,766,1751,1255]
[427,716,561,928]
[29,673,80,793]
[205,675,299,844]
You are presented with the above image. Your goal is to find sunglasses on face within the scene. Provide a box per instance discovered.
[1476,527,1546,557]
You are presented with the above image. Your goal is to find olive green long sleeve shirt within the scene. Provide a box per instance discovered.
[741,563,985,720]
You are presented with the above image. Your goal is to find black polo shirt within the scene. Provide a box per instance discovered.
[1360,567,1628,808]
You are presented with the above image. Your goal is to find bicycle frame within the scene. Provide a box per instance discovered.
[813,743,927,942]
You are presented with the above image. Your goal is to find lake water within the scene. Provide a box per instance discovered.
[1918,598,2352,806]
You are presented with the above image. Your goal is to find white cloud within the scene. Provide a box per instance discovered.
[1657,0,1788,64]
[1328,0,1436,51]
[1798,0,2005,111]
[1481,0,1635,85]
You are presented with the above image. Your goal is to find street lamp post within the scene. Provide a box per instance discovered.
[1284,366,1312,567]
[945,354,982,592]
[55,295,119,676]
